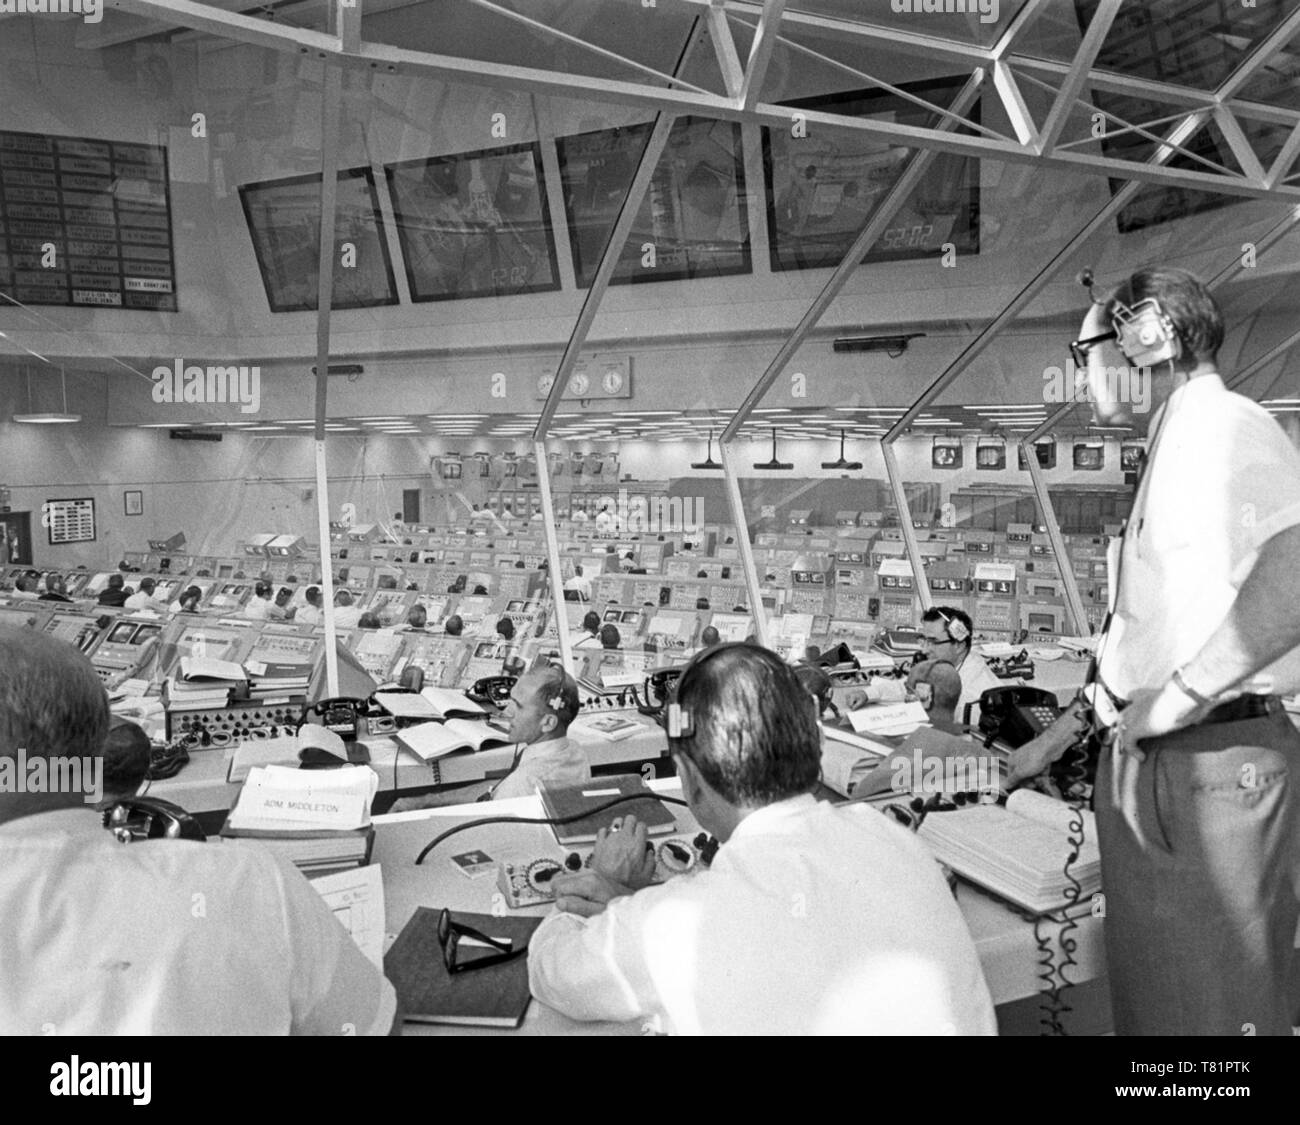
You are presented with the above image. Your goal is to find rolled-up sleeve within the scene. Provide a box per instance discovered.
[527,895,661,1024]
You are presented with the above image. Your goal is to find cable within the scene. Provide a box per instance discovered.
[414,792,691,865]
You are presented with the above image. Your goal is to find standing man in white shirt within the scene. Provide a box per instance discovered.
[0,628,397,1035]
[529,643,996,1035]
[1009,266,1300,1036]
[562,564,592,602]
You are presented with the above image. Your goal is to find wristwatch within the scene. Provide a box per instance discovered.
[1170,666,1214,708]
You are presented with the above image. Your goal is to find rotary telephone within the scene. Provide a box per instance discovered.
[103,797,206,843]
[635,667,683,718]
[298,696,369,740]
[974,686,1061,748]
[466,675,516,707]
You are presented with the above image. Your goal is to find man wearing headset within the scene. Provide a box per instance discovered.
[918,606,1000,722]
[0,629,397,1034]
[1008,267,1300,1036]
[528,643,996,1034]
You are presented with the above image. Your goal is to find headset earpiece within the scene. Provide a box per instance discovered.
[1111,297,1182,367]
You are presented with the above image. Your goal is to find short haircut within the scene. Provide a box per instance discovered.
[15,575,34,593]
[667,643,820,806]
[306,586,321,605]
[444,615,463,636]
[496,617,516,640]
[357,612,381,629]
[0,628,108,761]
[700,625,720,647]
[107,574,124,589]
[793,662,833,714]
[582,610,601,633]
[922,605,973,650]
[472,584,489,595]
[335,589,353,606]
[1105,266,1223,364]
[407,604,428,628]
[140,577,157,594]
[599,623,621,649]
[527,664,580,729]
[254,579,272,597]
[102,717,152,798]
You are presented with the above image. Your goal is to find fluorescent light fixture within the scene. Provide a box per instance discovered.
[13,412,81,423]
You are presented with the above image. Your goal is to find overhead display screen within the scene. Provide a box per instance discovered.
[762,77,980,271]
[557,116,751,286]
[0,130,176,310]
[240,167,397,313]
[386,141,559,302]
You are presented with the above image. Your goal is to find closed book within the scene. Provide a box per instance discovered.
[539,774,677,846]
[221,828,375,870]
[384,907,541,1028]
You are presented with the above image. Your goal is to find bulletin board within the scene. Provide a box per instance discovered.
[44,497,96,545]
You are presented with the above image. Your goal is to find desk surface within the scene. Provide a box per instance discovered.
[369,782,1106,1035]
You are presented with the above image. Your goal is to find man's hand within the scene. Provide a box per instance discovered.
[1005,730,1073,787]
[551,870,630,918]
[590,814,657,890]
[1112,683,1207,758]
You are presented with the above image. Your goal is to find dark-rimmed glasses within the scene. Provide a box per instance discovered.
[1070,330,1118,370]
[437,908,527,974]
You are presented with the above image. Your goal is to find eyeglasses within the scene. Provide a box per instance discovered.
[1069,330,1118,370]
[920,635,957,648]
[437,908,527,974]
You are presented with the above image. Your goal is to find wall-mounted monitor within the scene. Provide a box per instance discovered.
[557,116,751,287]
[932,439,963,469]
[763,76,979,272]
[1120,441,1145,473]
[1018,441,1058,470]
[385,142,560,302]
[976,440,1006,470]
[240,167,397,313]
[1073,443,1105,470]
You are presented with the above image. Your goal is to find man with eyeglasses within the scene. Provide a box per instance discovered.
[918,606,1000,724]
[527,643,996,1034]
[1008,266,1300,1036]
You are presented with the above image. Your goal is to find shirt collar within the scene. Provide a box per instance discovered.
[1166,371,1223,409]
[0,806,104,839]
[729,793,818,842]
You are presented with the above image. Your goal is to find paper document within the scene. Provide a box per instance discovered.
[309,865,385,968]
[228,764,377,831]
[847,700,929,737]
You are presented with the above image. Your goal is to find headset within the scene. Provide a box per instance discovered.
[932,607,970,644]
[1111,296,1182,368]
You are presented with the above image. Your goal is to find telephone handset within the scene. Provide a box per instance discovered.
[636,667,683,718]
[975,686,1061,748]
[466,675,516,707]
[297,697,370,740]
[103,797,206,843]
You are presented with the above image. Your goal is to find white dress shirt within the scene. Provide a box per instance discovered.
[297,603,323,627]
[956,652,1003,720]
[491,737,590,800]
[331,604,363,630]
[0,809,395,1035]
[124,591,169,613]
[563,574,592,600]
[529,794,997,1034]
[1098,375,1300,702]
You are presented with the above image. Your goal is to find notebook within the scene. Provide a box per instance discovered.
[538,774,678,846]
[384,907,542,1028]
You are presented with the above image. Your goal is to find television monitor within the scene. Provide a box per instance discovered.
[1073,444,1105,470]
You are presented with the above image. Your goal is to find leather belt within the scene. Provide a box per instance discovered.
[1199,695,1280,725]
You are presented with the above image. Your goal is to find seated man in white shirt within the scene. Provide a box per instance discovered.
[241,579,286,622]
[9,575,40,601]
[0,628,397,1035]
[331,589,362,629]
[571,610,602,649]
[389,665,589,810]
[562,564,592,602]
[919,606,1000,723]
[123,577,171,614]
[529,642,997,1035]
[296,585,324,627]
